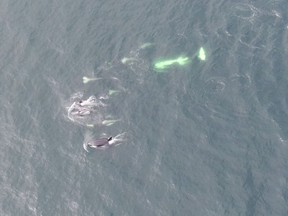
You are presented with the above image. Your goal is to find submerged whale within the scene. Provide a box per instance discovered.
[67,95,110,126]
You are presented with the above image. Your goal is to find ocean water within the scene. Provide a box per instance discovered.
[1,0,288,215]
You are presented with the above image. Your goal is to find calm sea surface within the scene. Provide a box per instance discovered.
[1,0,288,215]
